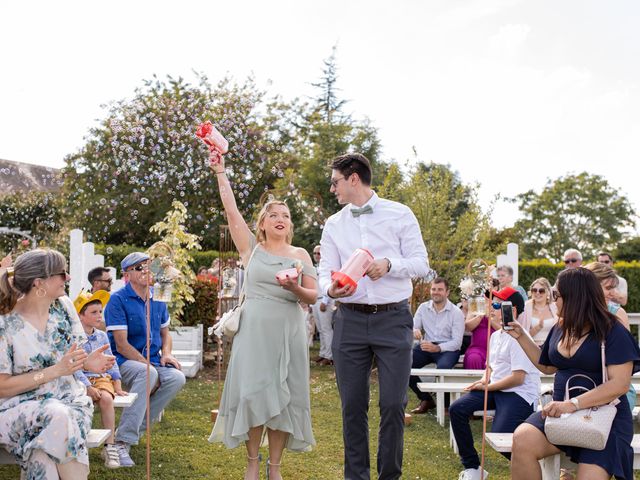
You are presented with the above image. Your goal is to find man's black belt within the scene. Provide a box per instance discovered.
[339,300,406,314]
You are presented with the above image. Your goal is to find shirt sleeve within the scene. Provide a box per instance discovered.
[97,331,121,381]
[0,321,13,374]
[605,322,640,374]
[439,308,465,352]
[105,295,128,332]
[616,276,628,296]
[74,370,91,387]
[386,209,431,279]
[160,303,170,329]
[412,304,426,330]
[318,222,342,297]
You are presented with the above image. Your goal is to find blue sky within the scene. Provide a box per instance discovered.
[1,0,638,229]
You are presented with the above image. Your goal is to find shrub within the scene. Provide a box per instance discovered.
[179,279,219,349]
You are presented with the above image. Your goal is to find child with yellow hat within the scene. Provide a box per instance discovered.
[73,290,128,469]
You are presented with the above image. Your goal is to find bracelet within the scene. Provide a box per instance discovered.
[215,171,225,175]
[33,371,45,385]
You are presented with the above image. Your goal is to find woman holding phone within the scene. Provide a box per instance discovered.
[508,268,640,480]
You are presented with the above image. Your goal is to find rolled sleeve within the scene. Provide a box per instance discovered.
[104,296,128,332]
[412,304,427,330]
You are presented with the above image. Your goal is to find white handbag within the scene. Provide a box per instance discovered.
[212,245,258,339]
[544,342,618,451]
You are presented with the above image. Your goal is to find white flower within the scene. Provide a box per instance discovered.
[459,278,475,296]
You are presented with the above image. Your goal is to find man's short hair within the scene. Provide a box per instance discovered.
[331,153,372,186]
[563,248,582,260]
[431,277,449,290]
[497,265,514,276]
[88,267,110,284]
[597,251,613,262]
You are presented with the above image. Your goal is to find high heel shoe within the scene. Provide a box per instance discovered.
[265,458,281,480]
[245,454,261,480]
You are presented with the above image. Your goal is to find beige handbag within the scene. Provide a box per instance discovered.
[544,342,618,451]
[212,245,258,339]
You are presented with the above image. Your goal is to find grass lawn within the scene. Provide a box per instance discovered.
[0,345,512,479]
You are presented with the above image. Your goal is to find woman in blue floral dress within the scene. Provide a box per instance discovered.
[0,249,115,480]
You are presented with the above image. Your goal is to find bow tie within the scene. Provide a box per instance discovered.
[351,205,373,217]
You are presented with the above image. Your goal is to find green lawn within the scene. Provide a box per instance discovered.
[0,347,512,479]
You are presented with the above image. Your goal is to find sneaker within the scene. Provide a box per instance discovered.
[115,442,135,467]
[458,467,488,480]
[102,444,120,469]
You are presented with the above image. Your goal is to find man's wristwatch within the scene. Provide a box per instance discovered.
[570,397,580,411]
[385,258,392,272]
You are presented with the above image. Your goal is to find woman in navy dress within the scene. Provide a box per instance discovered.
[507,267,640,480]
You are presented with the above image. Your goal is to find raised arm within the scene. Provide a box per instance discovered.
[209,151,254,261]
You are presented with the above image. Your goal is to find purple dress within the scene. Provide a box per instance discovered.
[463,316,496,369]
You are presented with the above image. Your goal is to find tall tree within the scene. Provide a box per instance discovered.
[513,172,636,261]
[272,48,385,252]
[62,74,291,249]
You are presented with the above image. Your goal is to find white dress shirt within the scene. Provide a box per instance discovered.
[318,192,430,304]
[413,299,465,352]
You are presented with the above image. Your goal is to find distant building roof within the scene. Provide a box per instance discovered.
[0,158,62,194]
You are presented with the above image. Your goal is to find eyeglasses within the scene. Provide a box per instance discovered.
[330,176,347,188]
[564,258,579,264]
[50,271,69,279]
[129,264,149,272]
[97,278,113,284]
[600,259,611,264]
[552,290,561,301]
[491,302,502,310]
[531,288,546,294]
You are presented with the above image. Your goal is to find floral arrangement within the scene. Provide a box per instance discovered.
[458,259,492,299]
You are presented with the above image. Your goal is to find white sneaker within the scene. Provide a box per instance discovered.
[458,467,488,480]
[102,444,121,469]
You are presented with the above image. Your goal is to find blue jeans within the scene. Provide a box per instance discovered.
[115,360,186,445]
[449,390,534,469]
[408,345,460,401]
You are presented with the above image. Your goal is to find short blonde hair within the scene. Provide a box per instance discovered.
[529,277,553,304]
[255,200,294,244]
[584,262,619,287]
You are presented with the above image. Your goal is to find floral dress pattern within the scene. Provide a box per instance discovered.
[0,296,93,479]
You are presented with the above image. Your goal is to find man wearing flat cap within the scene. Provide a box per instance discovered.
[104,252,186,467]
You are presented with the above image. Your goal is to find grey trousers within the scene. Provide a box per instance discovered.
[332,301,413,480]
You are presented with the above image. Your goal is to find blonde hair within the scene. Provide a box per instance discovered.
[255,200,294,244]
[0,249,67,314]
[529,277,553,304]
[584,262,619,287]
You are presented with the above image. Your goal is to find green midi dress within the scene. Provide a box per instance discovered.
[209,240,316,452]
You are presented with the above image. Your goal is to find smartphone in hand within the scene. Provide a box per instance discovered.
[501,301,514,330]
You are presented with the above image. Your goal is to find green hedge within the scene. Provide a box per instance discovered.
[178,279,219,348]
[96,244,221,272]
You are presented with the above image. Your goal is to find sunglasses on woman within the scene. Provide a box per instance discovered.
[552,290,561,301]
[49,271,69,279]
[531,288,546,294]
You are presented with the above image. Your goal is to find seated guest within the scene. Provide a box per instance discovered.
[74,290,128,469]
[88,266,113,294]
[105,252,186,467]
[450,293,540,480]
[597,251,628,307]
[496,265,528,303]
[463,287,525,370]
[518,278,558,345]
[0,249,114,479]
[456,298,472,355]
[409,277,465,413]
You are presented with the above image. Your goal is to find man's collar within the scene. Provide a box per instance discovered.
[349,191,378,210]
[428,299,452,312]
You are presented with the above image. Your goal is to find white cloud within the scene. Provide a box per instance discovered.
[489,24,531,58]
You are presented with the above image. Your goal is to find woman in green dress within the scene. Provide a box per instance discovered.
[207,151,317,480]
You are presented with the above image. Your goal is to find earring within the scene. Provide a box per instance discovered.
[36,287,47,298]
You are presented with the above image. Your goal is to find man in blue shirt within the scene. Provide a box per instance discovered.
[104,252,185,467]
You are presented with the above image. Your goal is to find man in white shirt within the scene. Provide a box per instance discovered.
[597,251,628,306]
[318,153,430,480]
[408,277,465,414]
[311,245,335,365]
